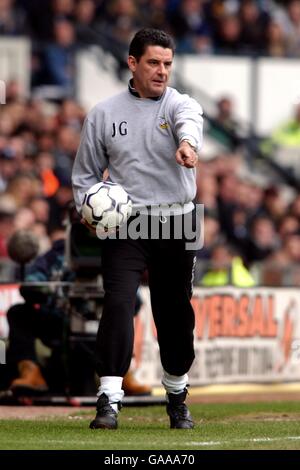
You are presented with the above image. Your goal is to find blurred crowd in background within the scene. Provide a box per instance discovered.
[1,0,300,90]
[1,0,300,286]
[2,1,300,57]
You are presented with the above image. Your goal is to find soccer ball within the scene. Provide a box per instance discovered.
[82,181,132,231]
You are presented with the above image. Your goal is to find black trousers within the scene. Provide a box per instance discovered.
[7,303,63,365]
[95,213,197,378]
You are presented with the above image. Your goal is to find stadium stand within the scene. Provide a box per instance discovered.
[2,0,300,398]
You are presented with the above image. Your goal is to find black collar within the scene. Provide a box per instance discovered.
[128,79,162,101]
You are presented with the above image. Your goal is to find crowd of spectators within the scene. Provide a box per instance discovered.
[1,0,300,287]
[1,1,300,92]
[1,1,299,55]
[194,151,300,286]
[1,79,300,286]
[0,82,83,268]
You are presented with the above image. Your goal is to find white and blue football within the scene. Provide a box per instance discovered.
[82,181,132,230]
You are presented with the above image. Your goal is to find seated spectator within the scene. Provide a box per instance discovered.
[57,99,85,132]
[47,179,73,231]
[217,173,239,239]
[267,102,300,147]
[5,79,24,104]
[261,103,300,178]
[263,186,289,223]
[288,193,300,219]
[197,214,221,261]
[139,0,169,31]
[0,0,28,36]
[274,0,300,57]
[263,19,288,57]
[0,195,16,258]
[200,243,256,287]
[214,13,242,55]
[238,0,270,56]
[29,196,50,226]
[53,125,80,183]
[74,0,98,44]
[52,0,75,20]
[194,214,221,283]
[209,96,241,149]
[0,147,19,192]
[245,215,279,263]
[6,227,66,394]
[30,221,51,254]
[6,173,43,209]
[5,226,151,396]
[267,231,300,267]
[196,170,218,212]
[261,232,300,285]
[13,207,36,231]
[75,0,95,27]
[35,152,60,198]
[43,18,77,96]
[215,96,238,132]
[168,0,213,54]
[277,214,300,239]
[98,0,142,54]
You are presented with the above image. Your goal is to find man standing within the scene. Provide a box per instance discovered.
[72,28,203,430]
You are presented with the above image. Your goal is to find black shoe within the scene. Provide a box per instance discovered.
[166,389,194,429]
[89,393,121,430]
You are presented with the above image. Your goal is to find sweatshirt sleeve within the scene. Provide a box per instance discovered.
[72,116,108,214]
[172,94,204,155]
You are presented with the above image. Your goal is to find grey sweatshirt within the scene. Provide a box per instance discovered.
[72,85,203,213]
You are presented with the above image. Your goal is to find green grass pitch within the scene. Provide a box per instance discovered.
[0,401,300,450]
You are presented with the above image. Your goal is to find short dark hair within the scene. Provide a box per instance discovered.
[129,28,175,61]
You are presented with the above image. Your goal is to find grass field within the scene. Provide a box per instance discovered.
[0,401,300,450]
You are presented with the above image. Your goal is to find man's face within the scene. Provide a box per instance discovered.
[128,45,173,98]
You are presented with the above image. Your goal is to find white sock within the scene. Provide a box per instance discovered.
[97,376,124,412]
[162,370,188,395]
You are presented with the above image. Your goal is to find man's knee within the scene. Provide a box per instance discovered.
[106,294,136,314]
[7,304,27,323]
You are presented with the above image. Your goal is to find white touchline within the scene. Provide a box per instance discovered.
[187,436,300,447]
